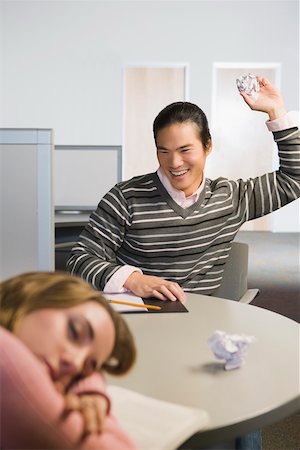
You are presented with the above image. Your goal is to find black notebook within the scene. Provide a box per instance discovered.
[141,297,188,313]
[108,293,188,313]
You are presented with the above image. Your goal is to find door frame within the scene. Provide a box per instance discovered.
[122,62,189,180]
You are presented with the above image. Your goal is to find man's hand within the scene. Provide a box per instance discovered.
[124,272,186,302]
[240,76,287,121]
[64,393,109,437]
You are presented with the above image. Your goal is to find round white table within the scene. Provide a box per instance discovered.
[108,293,300,447]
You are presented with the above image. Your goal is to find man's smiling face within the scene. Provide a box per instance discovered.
[156,121,211,197]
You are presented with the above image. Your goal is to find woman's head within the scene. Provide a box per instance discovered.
[153,101,211,150]
[0,272,136,388]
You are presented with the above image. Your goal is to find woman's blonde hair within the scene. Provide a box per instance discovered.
[0,271,136,375]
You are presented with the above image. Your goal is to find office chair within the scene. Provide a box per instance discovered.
[213,242,259,303]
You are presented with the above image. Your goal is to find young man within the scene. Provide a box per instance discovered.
[67,77,300,302]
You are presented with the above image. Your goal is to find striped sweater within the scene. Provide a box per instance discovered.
[68,127,300,294]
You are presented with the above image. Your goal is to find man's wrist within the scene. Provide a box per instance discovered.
[266,111,298,132]
[123,271,141,290]
[267,107,287,121]
[104,266,142,293]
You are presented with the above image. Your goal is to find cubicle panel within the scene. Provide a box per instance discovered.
[1,144,38,277]
[0,129,54,279]
[54,146,122,212]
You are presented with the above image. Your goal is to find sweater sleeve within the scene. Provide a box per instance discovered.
[235,127,300,222]
[67,184,130,290]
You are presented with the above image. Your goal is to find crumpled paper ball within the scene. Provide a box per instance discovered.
[208,330,255,370]
[236,73,260,101]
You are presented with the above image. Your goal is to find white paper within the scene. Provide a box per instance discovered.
[236,73,260,101]
[108,385,209,450]
[208,330,255,370]
[106,292,147,312]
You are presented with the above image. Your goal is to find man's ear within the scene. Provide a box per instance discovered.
[205,139,212,155]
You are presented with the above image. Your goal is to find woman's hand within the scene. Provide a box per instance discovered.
[240,76,287,121]
[124,272,186,302]
[64,393,109,437]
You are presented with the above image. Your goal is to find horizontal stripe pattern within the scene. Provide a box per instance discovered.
[67,128,300,294]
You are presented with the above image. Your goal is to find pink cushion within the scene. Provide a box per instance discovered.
[0,327,136,450]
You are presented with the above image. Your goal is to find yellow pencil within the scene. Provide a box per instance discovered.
[109,299,161,310]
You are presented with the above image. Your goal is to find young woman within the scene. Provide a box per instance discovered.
[0,271,137,450]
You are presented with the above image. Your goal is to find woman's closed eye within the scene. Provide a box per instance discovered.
[68,315,94,345]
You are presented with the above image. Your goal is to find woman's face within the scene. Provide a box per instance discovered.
[15,301,116,390]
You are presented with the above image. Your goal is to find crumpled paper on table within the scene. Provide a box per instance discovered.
[236,73,260,101]
[208,330,255,370]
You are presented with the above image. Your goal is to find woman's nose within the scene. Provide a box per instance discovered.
[59,349,87,377]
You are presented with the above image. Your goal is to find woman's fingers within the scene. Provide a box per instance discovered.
[80,397,99,435]
[64,394,107,437]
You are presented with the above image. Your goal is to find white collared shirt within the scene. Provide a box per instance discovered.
[156,167,205,209]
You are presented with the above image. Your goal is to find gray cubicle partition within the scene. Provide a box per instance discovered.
[0,129,54,279]
[54,145,122,213]
[54,144,122,271]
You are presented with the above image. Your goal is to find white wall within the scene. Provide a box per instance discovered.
[2,0,299,230]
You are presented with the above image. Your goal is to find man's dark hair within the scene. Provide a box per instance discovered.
[153,102,211,150]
